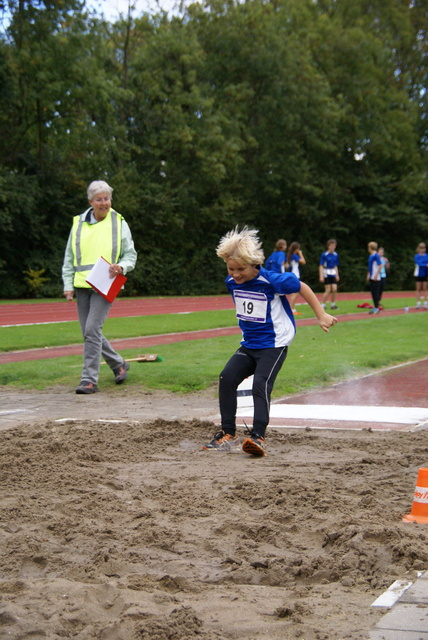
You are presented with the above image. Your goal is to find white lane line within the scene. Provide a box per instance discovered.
[54,418,139,423]
[0,409,31,415]
[236,405,428,424]
[1,321,72,327]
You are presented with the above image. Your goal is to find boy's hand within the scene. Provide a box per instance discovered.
[298,283,339,332]
[318,312,337,333]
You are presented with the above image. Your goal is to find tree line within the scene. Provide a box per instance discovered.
[0,0,426,298]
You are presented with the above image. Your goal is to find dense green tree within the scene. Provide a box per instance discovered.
[307,0,427,286]
[0,1,132,295]
[0,0,426,297]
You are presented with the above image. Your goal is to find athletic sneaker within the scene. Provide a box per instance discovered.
[321,303,326,309]
[76,381,98,394]
[330,304,338,310]
[242,435,267,456]
[202,430,241,451]
[424,302,428,309]
[368,308,380,314]
[114,361,130,384]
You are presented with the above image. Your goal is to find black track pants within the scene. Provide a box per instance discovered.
[370,279,382,309]
[219,345,288,438]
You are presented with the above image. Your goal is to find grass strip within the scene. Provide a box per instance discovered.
[0,296,417,353]
[1,313,426,395]
[0,309,236,352]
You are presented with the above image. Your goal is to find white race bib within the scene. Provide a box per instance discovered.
[234,290,267,323]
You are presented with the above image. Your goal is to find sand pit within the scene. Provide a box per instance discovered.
[2,411,428,639]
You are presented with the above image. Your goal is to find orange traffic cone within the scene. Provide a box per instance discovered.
[403,468,428,523]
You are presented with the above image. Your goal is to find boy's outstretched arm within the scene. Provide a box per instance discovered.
[298,282,337,333]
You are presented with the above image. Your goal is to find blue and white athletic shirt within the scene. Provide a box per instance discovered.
[289,253,301,278]
[368,252,382,279]
[320,251,339,278]
[414,254,428,278]
[265,250,286,273]
[225,266,301,349]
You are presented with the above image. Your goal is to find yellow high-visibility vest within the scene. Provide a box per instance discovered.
[71,209,123,288]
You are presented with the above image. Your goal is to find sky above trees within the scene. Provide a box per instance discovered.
[87,0,189,20]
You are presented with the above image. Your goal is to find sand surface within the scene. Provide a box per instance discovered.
[2,388,428,639]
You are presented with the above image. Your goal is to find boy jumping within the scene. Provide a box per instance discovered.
[203,227,337,456]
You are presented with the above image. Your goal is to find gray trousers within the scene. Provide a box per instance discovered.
[76,288,124,384]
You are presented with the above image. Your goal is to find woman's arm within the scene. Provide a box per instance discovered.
[62,232,75,294]
[117,221,138,275]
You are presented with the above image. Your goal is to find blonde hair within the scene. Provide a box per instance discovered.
[216,226,265,266]
[368,241,378,251]
[275,238,287,251]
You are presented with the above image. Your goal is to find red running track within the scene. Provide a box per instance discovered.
[0,291,415,327]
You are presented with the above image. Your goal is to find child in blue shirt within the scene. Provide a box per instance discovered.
[414,242,428,309]
[378,247,390,308]
[367,241,383,314]
[319,239,340,310]
[202,227,337,456]
[265,238,287,273]
[287,241,306,314]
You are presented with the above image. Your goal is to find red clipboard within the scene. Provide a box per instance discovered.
[85,256,127,303]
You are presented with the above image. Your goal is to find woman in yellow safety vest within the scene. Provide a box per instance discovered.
[62,180,137,394]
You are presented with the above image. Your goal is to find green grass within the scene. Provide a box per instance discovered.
[1,313,427,396]
[0,309,237,352]
[0,295,416,353]
[0,298,65,305]
[294,296,415,316]
[282,313,426,395]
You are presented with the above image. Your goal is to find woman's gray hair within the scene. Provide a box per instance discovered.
[87,180,113,201]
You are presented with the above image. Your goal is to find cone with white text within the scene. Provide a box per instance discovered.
[403,468,428,524]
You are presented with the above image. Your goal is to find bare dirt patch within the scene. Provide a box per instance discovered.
[0,385,220,429]
[1,413,427,639]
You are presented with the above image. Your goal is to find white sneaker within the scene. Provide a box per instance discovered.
[321,303,326,309]
[424,302,428,309]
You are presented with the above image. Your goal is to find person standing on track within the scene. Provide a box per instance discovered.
[319,239,340,310]
[62,181,137,394]
[378,247,390,309]
[414,242,428,309]
[202,227,337,456]
[366,241,383,315]
[287,241,306,315]
[265,239,288,273]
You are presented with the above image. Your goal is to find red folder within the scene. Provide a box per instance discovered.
[85,256,127,303]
